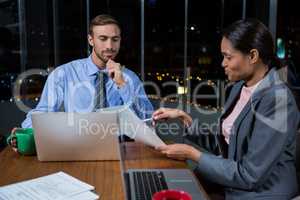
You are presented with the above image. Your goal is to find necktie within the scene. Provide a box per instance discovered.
[94,71,107,110]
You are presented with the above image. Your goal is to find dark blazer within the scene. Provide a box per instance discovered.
[195,68,300,200]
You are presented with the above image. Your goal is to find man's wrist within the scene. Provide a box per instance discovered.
[115,79,126,88]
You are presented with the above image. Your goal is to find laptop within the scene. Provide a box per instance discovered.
[118,133,206,200]
[31,110,120,161]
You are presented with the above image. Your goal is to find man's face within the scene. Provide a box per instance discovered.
[88,24,121,66]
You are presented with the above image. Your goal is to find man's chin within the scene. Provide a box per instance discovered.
[96,53,117,64]
[97,55,109,64]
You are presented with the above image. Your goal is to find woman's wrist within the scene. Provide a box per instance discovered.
[176,109,185,117]
[177,110,192,127]
[188,146,201,162]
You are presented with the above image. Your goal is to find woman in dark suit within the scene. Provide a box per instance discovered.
[153,19,300,200]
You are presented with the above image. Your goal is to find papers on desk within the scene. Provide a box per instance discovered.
[0,171,99,200]
[118,107,166,148]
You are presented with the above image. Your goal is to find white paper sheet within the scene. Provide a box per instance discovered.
[0,172,99,200]
[66,191,99,200]
[118,107,166,148]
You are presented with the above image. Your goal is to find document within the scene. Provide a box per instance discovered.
[118,107,166,148]
[66,191,99,200]
[0,172,99,200]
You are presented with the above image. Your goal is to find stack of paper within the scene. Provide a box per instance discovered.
[0,171,99,200]
[118,107,166,148]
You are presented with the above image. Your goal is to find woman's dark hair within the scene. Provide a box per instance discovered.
[222,19,281,68]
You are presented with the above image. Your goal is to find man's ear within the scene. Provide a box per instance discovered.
[248,49,259,64]
[87,34,94,47]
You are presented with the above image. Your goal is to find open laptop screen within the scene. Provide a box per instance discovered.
[116,107,206,200]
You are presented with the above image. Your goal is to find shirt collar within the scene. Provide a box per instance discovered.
[86,55,107,76]
[242,79,263,95]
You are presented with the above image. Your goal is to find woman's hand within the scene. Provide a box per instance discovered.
[156,144,201,162]
[152,108,193,127]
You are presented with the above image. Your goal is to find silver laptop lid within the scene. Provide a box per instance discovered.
[32,110,120,161]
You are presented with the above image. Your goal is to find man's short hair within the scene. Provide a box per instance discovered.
[89,14,121,35]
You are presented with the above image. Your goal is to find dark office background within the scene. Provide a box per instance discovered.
[0,0,299,140]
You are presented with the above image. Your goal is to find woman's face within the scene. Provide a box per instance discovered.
[220,37,255,82]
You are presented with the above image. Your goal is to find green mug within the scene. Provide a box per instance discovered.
[7,128,36,155]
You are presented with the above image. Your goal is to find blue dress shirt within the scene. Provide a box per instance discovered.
[22,56,153,128]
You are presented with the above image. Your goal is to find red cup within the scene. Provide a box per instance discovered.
[152,189,192,200]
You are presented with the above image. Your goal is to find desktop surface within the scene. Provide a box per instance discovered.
[0,142,209,200]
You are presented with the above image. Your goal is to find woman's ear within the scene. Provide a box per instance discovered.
[248,49,259,64]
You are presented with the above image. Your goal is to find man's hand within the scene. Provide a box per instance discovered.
[156,144,201,162]
[106,59,126,87]
[8,127,19,153]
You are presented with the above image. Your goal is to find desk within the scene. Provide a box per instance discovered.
[0,142,209,200]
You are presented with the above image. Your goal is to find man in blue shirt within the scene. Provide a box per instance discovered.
[21,14,153,128]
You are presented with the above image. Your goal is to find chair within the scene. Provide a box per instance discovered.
[296,129,300,179]
[292,128,300,200]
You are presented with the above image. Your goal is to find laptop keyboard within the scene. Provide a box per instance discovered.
[133,171,168,200]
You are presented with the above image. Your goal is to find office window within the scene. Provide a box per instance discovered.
[51,0,87,66]
[277,0,300,70]
[187,0,224,109]
[1,0,285,110]
[0,0,21,102]
[143,0,185,106]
